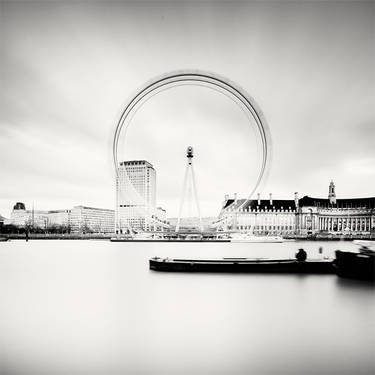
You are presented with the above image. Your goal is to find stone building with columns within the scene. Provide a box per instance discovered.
[298,196,374,236]
[216,193,298,236]
[216,182,375,237]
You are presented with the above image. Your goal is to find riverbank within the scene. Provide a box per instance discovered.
[2,233,374,241]
[285,234,375,241]
[1,233,112,240]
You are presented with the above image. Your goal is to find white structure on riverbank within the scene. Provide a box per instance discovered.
[215,182,374,237]
[116,160,169,233]
[215,193,297,236]
[7,202,115,233]
[69,206,114,233]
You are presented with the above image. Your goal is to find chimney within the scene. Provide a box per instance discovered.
[234,193,237,203]
[257,193,261,205]
[269,193,273,205]
[294,192,299,208]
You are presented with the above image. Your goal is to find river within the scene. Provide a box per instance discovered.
[1,240,374,375]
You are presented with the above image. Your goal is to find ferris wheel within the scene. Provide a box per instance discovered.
[113,70,272,233]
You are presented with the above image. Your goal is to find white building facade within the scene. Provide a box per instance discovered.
[70,206,114,233]
[216,194,297,236]
[8,202,115,234]
[116,160,168,232]
[9,202,71,229]
[216,182,374,238]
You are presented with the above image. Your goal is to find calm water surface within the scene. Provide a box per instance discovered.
[1,240,374,375]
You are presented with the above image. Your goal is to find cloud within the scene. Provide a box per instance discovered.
[0,1,374,218]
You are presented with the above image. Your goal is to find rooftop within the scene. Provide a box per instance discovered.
[119,160,154,168]
[73,206,115,212]
[299,196,375,209]
[223,199,296,211]
[222,196,375,211]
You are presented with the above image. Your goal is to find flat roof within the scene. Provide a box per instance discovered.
[73,206,115,212]
[119,160,154,168]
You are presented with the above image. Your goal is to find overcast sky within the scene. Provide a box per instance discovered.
[1,1,374,218]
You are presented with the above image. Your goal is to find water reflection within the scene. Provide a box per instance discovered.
[1,240,374,375]
[335,276,375,290]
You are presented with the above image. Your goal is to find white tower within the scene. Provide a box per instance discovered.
[176,146,203,232]
[328,180,336,205]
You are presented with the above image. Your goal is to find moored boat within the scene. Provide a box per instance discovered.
[335,249,375,281]
[110,237,230,242]
[149,257,335,273]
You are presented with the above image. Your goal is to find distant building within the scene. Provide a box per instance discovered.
[70,206,114,234]
[216,182,374,237]
[7,203,115,234]
[298,195,374,235]
[13,202,25,210]
[216,193,297,235]
[168,217,217,232]
[9,203,70,229]
[116,160,168,232]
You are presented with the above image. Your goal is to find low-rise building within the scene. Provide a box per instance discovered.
[216,193,297,235]
[7,202,115,234]
[298,195,374,236]
[9,202,70,229]
[168,217,217,232]
[70,206,114,233]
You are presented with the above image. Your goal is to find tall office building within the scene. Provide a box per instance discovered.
[116,160,159,232]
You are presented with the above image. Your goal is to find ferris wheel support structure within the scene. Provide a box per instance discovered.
[113,70,272,233]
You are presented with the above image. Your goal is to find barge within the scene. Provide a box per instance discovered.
[111,238,230,242]
[149,257,335,274]
[335,249,375,281]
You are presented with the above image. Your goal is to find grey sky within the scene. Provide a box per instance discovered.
[1,1,374,218]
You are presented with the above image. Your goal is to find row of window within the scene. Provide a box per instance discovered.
[238,225,295,230]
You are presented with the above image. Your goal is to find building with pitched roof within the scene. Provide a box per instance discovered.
[216,182,374,237]
[216,193,298,236]
[298,194,374,235]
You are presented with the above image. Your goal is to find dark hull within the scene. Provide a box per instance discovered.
[150,258,335,274]
[111,238,230,242]
[335,250,375,281]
